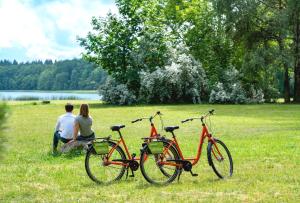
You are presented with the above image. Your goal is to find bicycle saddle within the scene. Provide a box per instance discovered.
[164,126,179,132]
[110,125,125,131]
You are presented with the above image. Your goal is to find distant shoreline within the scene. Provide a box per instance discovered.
[0,90,101,101]
[0,90,97,93]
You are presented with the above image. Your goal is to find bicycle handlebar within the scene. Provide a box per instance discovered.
[131,111,162,124]
[181,109,215,123]
[181,118,193,123]
[131,118,143,123]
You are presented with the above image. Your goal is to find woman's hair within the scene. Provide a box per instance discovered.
[79,104,89,117]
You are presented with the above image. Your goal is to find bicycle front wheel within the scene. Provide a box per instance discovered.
[85,141,126,184]
[207,139,233,178]
[140,141,180,185]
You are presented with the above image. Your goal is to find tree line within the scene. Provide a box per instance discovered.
[79,0,299,104]
[0,59,107,90]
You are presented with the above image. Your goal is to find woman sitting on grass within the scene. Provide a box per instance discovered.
[73,104,95,141]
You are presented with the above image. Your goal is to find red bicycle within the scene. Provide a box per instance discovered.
[85,112,166,184]
[139,109,233,184]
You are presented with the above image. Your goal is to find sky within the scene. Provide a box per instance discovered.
[0,0,117,62]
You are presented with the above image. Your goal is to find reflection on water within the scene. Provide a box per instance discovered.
[0,91,101,101]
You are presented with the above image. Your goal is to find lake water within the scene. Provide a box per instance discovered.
[0,91,101,101]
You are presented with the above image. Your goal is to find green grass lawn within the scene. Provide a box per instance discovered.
[0,101,299,202]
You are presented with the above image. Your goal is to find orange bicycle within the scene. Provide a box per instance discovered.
[133,112,181,184]
[139,109,233,184]
[85,111,169,184]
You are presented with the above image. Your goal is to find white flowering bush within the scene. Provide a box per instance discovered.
[139,50,208,104]
[209,68,263,104]
[209,83,230,103]
[230,83,247,104]
[248,86,265,104]
[139,64,182,103]
[98,77,136,105]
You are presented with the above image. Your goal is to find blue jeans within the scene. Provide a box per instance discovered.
[53,131,72,150]
[76,133,95,141]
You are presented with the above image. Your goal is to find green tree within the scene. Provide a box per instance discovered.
[37,69,56,90]
[79,12,140,91]
[0,59,106,91]
[172,0,235,87]
[79,0,169,95]
[211,0,294,102]
[53,72,69,90]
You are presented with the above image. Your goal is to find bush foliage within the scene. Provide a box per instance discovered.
[139,48,208,104]
[99,77,136,105]
[209,69,265,104]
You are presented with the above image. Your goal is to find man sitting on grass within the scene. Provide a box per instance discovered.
[52,103,75,153]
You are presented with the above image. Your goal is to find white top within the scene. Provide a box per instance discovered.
[55,112,76,139]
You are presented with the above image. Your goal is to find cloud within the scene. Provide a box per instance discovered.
[0,0,117,61]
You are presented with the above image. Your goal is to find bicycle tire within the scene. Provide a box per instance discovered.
[85,141,126,184]
[140,140,180,185]
[207,139,233,178]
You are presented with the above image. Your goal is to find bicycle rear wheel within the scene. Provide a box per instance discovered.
[140,141,180,185]
[207,139,233,178]
[85,141,126,184]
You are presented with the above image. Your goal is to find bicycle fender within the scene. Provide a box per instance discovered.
[140,142,151,154]
[207,138,219,166]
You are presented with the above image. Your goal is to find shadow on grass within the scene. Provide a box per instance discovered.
[63,149,85,159]
[134,175,223,189]
[135,181,175,190]
[81,180,124,188]
[47,148,85,159]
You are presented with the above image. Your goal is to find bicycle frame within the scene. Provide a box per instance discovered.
[105,130,135,166]
[160,119,224,168]
[105,118,160,167]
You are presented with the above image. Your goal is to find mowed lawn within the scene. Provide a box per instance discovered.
[0,101,299,202]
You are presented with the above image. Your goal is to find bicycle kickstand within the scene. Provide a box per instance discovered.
[177,169,183,182]
[125,166,129,180]
[129,169,135,178]
[190,170,198,177]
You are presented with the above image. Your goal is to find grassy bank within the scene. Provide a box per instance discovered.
[0,101,299,202]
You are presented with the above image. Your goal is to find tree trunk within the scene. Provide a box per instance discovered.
[278,0,291,103]
[294,8,300,102]
[278,38,291,103]
[284,65,291,102]
[295,61,300,102]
